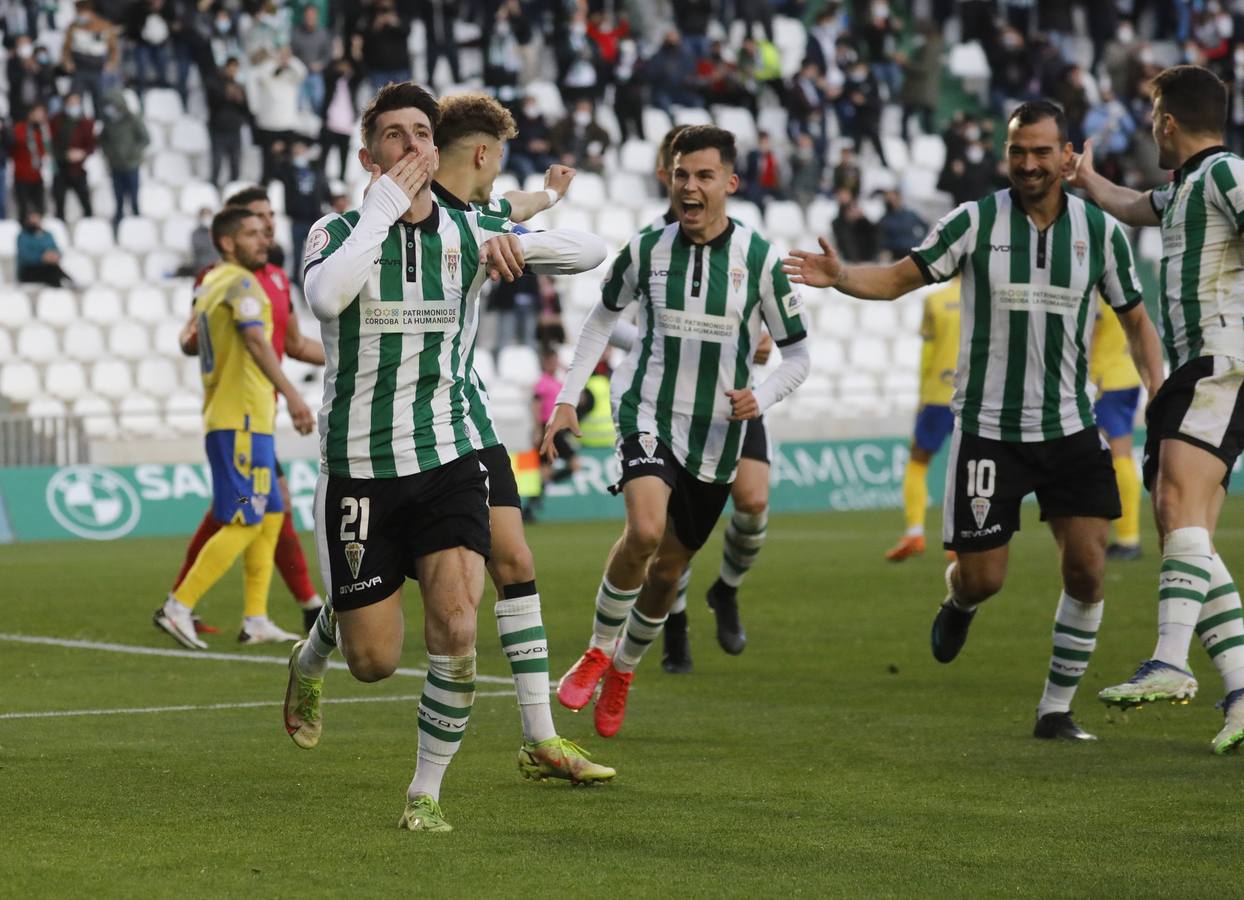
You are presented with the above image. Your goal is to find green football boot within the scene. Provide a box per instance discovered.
[398,794,453,833]
[517,736,616,784]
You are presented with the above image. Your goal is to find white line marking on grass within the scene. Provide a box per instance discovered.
[0,691,518,721]
[0,633,514,684]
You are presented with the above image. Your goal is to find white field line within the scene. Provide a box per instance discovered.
[0,633,515,684]
[0,691,518,721]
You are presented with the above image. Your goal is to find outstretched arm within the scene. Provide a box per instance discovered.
[782,237,926,301]
[1066,138,1160,227]
[503,165,577,222]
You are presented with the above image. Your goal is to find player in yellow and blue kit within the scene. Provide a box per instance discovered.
[887,278,960,561]
[1090,297,1144,560]
[153,207,315,649]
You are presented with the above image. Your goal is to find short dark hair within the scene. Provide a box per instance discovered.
[211,207,257,253]
[435,92,518,149]
[224,185,270,209]
[1007,99,1068,144]
[670,125,737,168]
[360,81,440,148]
[657,124,691,173]
[1152,65,1227,136]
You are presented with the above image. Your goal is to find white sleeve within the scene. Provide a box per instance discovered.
[516,229,608,275]
[555,302,622,407]
[303,177,408,321]
[609,318,638,351]
[751,338,810,414]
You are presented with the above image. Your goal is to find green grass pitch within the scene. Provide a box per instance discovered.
[2,503,1241,897]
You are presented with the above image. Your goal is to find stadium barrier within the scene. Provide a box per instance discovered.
[1,434,1239,544]
[0,413,89,468]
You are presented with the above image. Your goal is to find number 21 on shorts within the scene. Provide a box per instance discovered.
[965,459,995,529]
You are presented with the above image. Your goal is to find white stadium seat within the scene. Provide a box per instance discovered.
[809,337,844,372]
[59,250,96,285]
[152,152,193,187]
[266,180,285,215]
[119,393,161,436]
[763,200,806,241]
[35,288,77,327]
[472,351,496,387]
[713,105,759,152]
[63,321,106,361]
[180,357,202,390]
[143,87,183,124]
[126,286,168,323]
[899,295,924,331]
[620,139,657,175]
[596,206,637,246]
[101,252,142,289]
[0,361,41,402]
[847,335,890,373]
[139,182,176,219]
[726,199,762,231]
[81,287,124,324]
[881,136,910,172]
[73,394,119,438]
[891,334,923,367]
[178,182,221,218]
[90,359,134,399]
[73,217,116,256]
[27,395,68,418]
[552,204,593,233]
[817,302,856,340]
[118,216,160,255]
[607,172,651,210]
[136,357,179,398]
[911,134,947,173]
[806,197,837,236]
[84,152,109,189]
[17,321,59,362]
[43,217,70,250]
[497,345,540,387]
[162,215,198,254]
[567,172,606,207]
[523,80,565,121]
[43,361,87,400]
[169,116,210,157]
[0,329,11,358]
[144,250,183,281]
[154,319,185,354]
[858,303,899,334]
[642,107,672,141]
[0,220,20,258]
[838,371,881,414]
[0,292,33,329]
[672,106,713,127]
[108,321,149,360]
[165,391,201,434]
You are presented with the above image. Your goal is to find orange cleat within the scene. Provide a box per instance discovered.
[557,647,613,711]
[885,534,926,562]
[594,665,634,738]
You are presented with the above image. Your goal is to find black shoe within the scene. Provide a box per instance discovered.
[930,600,976,663]
[660,610,693,674]
[302,605,320,634]
[1106,542,1142,561]
[1033,710,1097,741]
[706,579,746,655]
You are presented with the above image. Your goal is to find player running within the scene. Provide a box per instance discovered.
[1069,65,1244,753]
[175,186,328,638]
[543,125,811,737]
[425,91,615,784]
[282,83,607,832]
[886,277,961,562]
[153,207,316,649]
[784,100,1165,741]
[1089,297,1144,561]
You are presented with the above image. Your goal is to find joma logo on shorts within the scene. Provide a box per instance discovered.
[339,575,383,595]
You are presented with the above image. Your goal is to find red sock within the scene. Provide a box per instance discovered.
[172,512,223,593]
[275,513,318,604]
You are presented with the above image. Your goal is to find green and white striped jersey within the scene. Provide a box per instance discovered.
[305,204,512,478]
[1150,146,1244,368]
[911,188,1143,442]
[604,219,808,483]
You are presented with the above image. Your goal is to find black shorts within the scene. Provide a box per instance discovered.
[614,432,731,551]
[477,443,521,508]
[740,416,770,464]
[1142,355,1244,492]
[943,425,1120,553]
[316,453,491,611]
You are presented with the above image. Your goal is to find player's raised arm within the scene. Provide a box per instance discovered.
[782,236,929,301]
[1066,138,1160,227]
[303,149,435,321]
[502,164,577,222]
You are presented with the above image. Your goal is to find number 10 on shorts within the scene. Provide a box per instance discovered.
[965,459,995,529]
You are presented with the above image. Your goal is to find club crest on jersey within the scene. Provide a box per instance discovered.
[970,497,990,530]
[638,434,658,458]
[730,267,745,291]
[305,227,331,259]
[445,248,460,277]
[252,493,268,516]
[1074,239,1086,265]
[345,541,365,580]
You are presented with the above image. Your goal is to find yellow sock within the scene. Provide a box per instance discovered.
[903,458,930,533]
[173,521,261,610]
[1113,453,1141,546]
[242,513,284,619]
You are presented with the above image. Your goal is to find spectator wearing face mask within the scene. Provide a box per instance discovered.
[61,0,119,118]
[97,88,150,233]
[831,189,879,263]
[741,131,785,206]
[1102,20,1143,105]
[320,56,362,180]
[1082,85,1137,179]
[556,9,601,106]
[290,4,332,115]
[7,35,58,122]
[207,56,250,186]
[831,145,862,199]
[17,211,72,286]
[361,1,412,94]
[897,19,942,141]
[939,134,1001,206]
[276,138,330,287]
[50,92,95,220]
[243,0,290,63]
[185,206,218,274]
[416,0,461,85]
[789,132,824,208]
[550,99,611,171]
[124,0,173,92]
[877,189,927,261]
[844,60,888,167]
[485,0,530,90]
[247,46,307,184]
[648,28,701,112]
[508,96,557,182]
[11,103,49,222]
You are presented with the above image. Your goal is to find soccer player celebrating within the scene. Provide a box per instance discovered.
[282,83,607,832]
[1068,65,1244,753]
[175,186,328,637]
[784,100,1165,741]
[886,277,961,562]
[426,91,615,784]
[153,208,316,649]
[543,125,811,738]
[1089,298,1144,561]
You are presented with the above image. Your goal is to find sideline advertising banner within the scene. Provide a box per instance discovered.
[0,435,1238,543]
